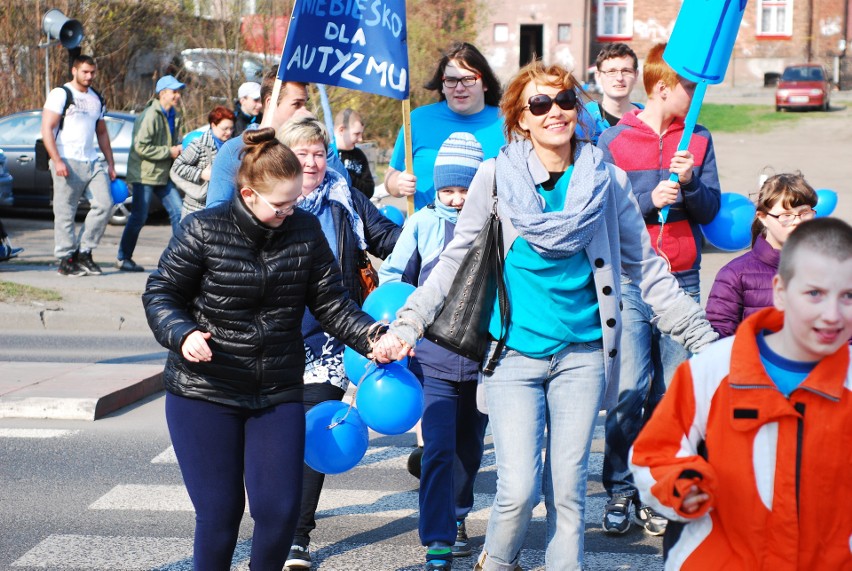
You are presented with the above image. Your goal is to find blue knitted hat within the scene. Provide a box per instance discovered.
[433,132,484,191]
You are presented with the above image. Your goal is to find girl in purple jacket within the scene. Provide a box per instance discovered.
[706,173,817,337]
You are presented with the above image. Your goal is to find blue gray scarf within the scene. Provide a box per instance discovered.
[298,168,368,250]
[494,139,610,259]
[432,197,460,224]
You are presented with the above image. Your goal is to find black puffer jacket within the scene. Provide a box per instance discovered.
[142,192,378,409]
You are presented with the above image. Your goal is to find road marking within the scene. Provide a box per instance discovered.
[0,428,78,438]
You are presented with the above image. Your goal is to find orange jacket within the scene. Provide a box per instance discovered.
[630,308,852,571]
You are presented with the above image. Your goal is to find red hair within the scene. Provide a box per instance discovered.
[208,105,235,126]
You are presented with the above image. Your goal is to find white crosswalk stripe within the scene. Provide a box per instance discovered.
[11,421,663,570]
[0,428,78,438]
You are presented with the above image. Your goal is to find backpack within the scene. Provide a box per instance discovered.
[35,85,106,170]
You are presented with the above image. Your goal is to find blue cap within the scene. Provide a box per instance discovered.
[433,132,484,192]
[155,75,185,94]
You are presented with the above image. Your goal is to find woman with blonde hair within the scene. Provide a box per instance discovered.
[373,61,717,570]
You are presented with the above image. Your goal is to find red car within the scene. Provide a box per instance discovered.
[775,64,831,111]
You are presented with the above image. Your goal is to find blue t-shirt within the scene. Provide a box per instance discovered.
[206,137,351,209]
[488,168,601,358]
[389,101,505,211]
[756,330,815,397]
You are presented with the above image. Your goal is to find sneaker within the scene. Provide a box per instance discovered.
[116,258,145,272]
[634,505,668,536]
[426,544,453,570]
[57,253,86,277]
[76,250,103,276]
[452,519,472,558]
[602,495,633,534]
[284,544,311,569]
[0,240,23,261]
[407,445,423,479]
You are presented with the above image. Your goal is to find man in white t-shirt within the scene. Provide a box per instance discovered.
[41,54,116,276]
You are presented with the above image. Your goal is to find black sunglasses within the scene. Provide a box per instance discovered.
[524,89,578,116]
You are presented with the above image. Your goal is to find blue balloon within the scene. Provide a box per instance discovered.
[182,129,204,149]
[356,362,423,435]
[815,189,838,217]
[700,192,755,252]
[379,204,406,226]
[305,401,369,474]
[343,346,407,386]
[362,282,416,323]
[110,178,129,204]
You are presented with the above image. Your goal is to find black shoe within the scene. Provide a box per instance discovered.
[426,545,453,570]
[284,544,311,569]
[116,258,145,272]
[57,253,86,277]
[407,445,423,479]
[452,519,472,557]
[602,495,633,534]
[76,250,103,275]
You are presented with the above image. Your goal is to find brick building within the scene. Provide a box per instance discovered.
[477,0,852,90]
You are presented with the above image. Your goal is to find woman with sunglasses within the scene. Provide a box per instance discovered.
[275,116,401,570]
[373,61,717,570]
[143,127,391,570]
[384,41,505,211]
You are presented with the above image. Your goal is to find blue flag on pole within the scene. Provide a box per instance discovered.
[278,0,410,100]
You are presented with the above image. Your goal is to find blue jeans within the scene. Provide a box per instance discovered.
[481,340,605,571]
[419,376,488,546]
[602,278,699,500]
[165,392,305,571]
[117,182,182,261]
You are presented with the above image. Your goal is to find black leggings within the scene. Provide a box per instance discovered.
[166,392,305,571]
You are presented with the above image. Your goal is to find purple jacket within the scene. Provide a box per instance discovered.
[705,234,780,338]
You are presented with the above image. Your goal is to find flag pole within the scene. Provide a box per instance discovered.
[261,1,299,130]
[402,98,414,216]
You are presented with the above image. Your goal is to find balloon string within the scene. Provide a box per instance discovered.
[327,350,383,430]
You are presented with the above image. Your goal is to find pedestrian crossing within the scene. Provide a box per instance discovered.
[5,423,664,570]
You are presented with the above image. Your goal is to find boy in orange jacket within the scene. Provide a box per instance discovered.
[630,217,852,571]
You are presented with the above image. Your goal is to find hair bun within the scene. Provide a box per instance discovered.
[243,127,276,146]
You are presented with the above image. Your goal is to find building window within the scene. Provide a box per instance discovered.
[757,0,793,36]
[494,24,509,43]
[558,24,572,43]
[597,0,632,40]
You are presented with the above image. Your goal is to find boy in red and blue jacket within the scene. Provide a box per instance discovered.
[596,43,722,536]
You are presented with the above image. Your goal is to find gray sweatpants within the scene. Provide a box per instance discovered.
[50,158,113,258]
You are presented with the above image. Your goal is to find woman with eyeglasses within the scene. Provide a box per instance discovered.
[170,105,235,218]
[384,41,505,211]
[143,127,392,570]
[275,116,401,570]
[706,173,818,339]
[372,61,718,570]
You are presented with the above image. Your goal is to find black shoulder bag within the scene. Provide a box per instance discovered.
[424,175,509,375]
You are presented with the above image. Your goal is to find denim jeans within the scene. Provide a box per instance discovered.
[481,340,605,571]
[50,158,113,258]
[602,278,700,500]
[419,376,488,546]
[117,182,182,261]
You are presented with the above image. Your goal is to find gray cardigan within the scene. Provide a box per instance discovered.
[389,147,717,408]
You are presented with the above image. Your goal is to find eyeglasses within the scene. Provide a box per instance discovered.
[765,208,816,226]
[599,68,637,78]
[442,75,480,88]
[249,188,296,218]
[523,89,578,116]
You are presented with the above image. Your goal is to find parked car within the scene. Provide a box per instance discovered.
[0,149,14,207]
[176,48,271,87]
[0,109,136,225]
[775,64,831,112]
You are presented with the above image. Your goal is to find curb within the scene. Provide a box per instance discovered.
[0,362,165,420]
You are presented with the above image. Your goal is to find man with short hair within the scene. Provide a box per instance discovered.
[334,108,374,198]
[580,43,644,144]
[206,70,350,208]
[232,81,263,137]
[41,54,116,276]
[117,75,185,272]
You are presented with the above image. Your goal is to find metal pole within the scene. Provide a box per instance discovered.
[45,41,50,99]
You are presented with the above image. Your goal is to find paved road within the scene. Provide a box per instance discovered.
[0,395,664,570]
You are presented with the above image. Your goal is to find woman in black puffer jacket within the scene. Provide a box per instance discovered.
[142,128,386,571]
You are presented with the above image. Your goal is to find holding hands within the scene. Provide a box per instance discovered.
[182,330,213,362]
[371,332,415,363]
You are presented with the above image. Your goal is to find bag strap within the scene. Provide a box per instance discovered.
[482,173,510,375]
[57,85,106,131]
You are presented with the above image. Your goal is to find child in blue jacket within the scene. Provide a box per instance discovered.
[378,132,488,570]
